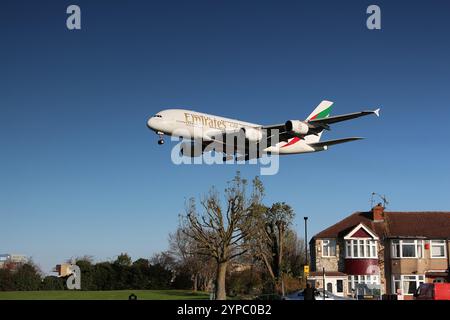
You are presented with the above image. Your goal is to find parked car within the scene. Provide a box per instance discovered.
[283,289,354,300]
[414,283,450,300]
[315,289,355,300]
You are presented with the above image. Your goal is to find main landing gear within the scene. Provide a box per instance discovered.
[157,132,164,145]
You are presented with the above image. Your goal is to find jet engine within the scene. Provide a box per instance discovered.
[285,120,309,136]
[180,142,204,157]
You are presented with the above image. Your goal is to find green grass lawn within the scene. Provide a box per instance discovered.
[0,290,210,300]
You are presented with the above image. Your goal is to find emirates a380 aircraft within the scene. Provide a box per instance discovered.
[147,100,380,161]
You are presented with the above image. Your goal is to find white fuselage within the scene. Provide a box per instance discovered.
[147,109,324,155]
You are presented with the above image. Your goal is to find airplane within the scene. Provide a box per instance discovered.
[146,100,380,161]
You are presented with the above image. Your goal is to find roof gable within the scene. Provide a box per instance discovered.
[344,223,379,240]
[312,212,385,240]
[352,228,372,238]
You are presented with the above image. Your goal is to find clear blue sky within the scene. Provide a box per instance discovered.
[1,0,450,274]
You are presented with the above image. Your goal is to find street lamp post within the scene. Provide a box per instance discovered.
[304,217,308,266]
[323,267,326,300]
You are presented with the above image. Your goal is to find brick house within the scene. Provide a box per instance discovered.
[309,204,450,299]
[0,254,28,271]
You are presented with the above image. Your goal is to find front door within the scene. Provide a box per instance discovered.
[327,282,333,293]
[336,280,344,295]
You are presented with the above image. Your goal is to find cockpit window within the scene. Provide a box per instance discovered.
[153,114,162,118]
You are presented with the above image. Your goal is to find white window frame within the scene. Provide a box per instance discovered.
[391,240,424,259]
[430,240,447,259]
[322,239,337,257]
[345,239,378,258]
[347,275,380,293]
[392,275,425,295]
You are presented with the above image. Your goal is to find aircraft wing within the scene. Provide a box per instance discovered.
[206,107,379,157]
[262,108,379,137]
[206,126,292,149]
[308,137,364,148]
[262,123,285,130]
[261,125,294,143]
[308,109,380,128]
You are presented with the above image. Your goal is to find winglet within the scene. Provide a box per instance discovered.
[374,108,380,117]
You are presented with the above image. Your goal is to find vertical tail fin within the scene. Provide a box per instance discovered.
[304,100,333,144]
[306,100,333,121]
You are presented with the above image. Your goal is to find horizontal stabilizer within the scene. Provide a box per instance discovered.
[308,137,364,148]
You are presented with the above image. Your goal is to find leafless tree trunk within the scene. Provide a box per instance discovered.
[168,226,212,292]
[193,273,198,292]
[216,261,228,300]
[182,172,263,300]
[251,202,294,295]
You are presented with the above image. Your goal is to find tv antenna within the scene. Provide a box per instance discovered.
[370,192,389,208]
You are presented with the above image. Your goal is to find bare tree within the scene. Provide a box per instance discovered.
[283,230,306,277]
[150,251,176,270]
[182,172,263,300]
[168,226,213,291]
[251,202,294,295]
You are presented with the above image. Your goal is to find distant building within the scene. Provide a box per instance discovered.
[0,253,28,270]
[0,254,8,269]
[230,262,252,273]
[54,263,74,277]
[310,204,450,299]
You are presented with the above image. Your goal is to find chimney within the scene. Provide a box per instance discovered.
[372,203,385,221]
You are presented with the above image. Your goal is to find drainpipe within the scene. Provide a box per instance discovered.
[447,239,450,282]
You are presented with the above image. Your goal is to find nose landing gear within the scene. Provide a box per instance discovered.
[157,132,164,145]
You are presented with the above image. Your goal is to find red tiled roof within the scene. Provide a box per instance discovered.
[385,212,450,238]
[313,211,450,240]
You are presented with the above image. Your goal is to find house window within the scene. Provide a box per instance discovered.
[391,240,424,258]
[392,275,425,295]
[402,240,416,257]
[347,275,380,293]
[346,241,351,258]
[337,280,343,293]
[359,240,365,257]
[322,239,336,257]
[430,240,446,258]
[345,239,377,258]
